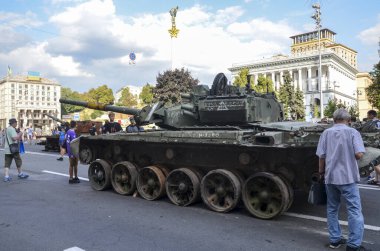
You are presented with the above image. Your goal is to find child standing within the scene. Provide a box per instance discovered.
[57,127,66,161]
[66,121,79,184]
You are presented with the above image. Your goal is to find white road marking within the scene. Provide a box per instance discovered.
[5,148,380,231]
[0,148,65,157]
[64,247,86,251]
[284,212,380,231]
[358,184,380,190]
[42,170,89,181]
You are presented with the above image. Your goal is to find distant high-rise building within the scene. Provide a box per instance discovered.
[0,73,61,131]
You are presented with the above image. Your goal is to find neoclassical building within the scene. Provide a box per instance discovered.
[0,74,61,131]
[229,29,358,118]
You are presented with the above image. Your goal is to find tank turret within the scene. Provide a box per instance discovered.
[60,73,283,129]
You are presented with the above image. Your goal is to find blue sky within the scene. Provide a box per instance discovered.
[1,0,379,92]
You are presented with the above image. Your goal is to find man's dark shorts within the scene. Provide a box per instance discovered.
[4,153,22,168]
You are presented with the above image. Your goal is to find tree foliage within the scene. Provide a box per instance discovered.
[154,68,199,106]
[84,85,114,104]
[233,68,252,88]
[139,83,154,105]
[90,110,104,119]
[278,74,295,119]
[254,76,274,94]
[348,104,359,119]
[293,87,305,120]
[278,73,305,120]
[60,87,85,115]
[366,61,380,111]
[117,87,138,107]
[323,99,347,118]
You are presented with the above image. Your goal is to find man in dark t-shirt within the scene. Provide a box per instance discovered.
[102,112,122,134]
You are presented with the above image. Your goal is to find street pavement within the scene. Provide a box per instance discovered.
[0,143,379,251]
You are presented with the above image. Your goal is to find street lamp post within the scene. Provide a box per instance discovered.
[312,3,323,119]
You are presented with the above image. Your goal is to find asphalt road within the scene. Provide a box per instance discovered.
[0,143,379,251]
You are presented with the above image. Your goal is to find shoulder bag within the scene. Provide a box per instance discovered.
[5,128,19,154]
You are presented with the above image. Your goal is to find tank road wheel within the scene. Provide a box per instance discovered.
[137,166,167,201]
[79,144,94,164]
[242,172,290,219]
[280,176,294,212]
[111,161,138,195]
[88,159,112,191]
[200,169,241,213]
[166,168,202,206]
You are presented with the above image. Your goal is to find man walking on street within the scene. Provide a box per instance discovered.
[316,109,369,251]
[3,118,29,182]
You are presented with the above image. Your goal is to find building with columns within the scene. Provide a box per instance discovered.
[229,29,358,118]
[0,74,61,132]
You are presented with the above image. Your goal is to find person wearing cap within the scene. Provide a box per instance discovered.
[3,118,29,182]
[102,112,122,134]
[126,117,144,133]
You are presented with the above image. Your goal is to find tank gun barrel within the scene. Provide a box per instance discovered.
[59,98,140,116]
[43,113,65,124]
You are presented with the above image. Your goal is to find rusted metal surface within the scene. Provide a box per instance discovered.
[136,166,167,200]
[111,161,138,195]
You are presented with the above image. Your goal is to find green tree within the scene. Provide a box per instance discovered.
[366,61,380,110]
[278,73,295,119]
[233,68,252,88]
[117,87,138,107]
[154,68,199,106]
[313,104,320,119]
[324,99,337,118]
[348,104,359,119]
[60,87,85,115]
[278,73,305,120]
[85,85,114,104]
[90,110,104,119]
[254,76,275,94]
[293,87,305,120]
[323,99,347,118]
[139,83,154,105]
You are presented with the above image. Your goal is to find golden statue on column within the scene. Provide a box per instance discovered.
[168,6,179,38]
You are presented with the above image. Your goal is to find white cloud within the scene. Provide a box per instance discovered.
[0,42,91,78]
[358,15,380,45]
[0,11,42,28]
[1,0,299,92]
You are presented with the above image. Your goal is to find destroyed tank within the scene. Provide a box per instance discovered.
[60,73,380,220]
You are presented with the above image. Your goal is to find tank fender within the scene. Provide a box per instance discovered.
[253,131,284,145]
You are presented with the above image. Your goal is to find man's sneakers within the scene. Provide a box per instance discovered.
[330,238,347,249]
[3,176,12,182]
[3,173,28,182]
[57,157,63,161]
[346,245,371,251]
[69,177,80,184]
[18,173,29,179]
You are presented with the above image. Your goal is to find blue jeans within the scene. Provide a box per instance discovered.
[325,183,364,248]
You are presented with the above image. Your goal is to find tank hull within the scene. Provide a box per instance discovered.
[75,128,325,219]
